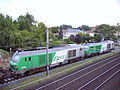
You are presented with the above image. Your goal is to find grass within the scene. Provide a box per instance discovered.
[2,50,120,90]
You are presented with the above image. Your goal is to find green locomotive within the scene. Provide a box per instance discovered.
[10,40,115,74]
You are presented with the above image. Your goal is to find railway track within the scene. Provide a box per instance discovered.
[32,53,120,90]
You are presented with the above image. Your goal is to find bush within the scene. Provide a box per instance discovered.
[0,49,9,55]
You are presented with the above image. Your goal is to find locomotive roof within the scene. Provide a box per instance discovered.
[15,44,83,57]
[13,40,114,57]
[83,40,114,46]
[82,43,100,46]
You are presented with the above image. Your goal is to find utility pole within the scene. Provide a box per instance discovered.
[117,23,120,46]
[46,29,49,76]
[10,48,12,57]
[101,34,104,41]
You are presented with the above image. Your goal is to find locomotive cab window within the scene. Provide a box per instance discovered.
[12,55,20,63]
[28,57,31,61]
[25,58,27,61]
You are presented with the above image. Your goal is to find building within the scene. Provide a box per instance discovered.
[62,29,83,39]
[115,31,120,37]
[85,26,97,37]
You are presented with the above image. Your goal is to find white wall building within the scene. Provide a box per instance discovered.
[62,29,83,39]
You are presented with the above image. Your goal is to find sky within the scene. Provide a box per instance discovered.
[0,0,120,27]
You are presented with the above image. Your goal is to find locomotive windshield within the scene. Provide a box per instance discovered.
[11,55,20,63]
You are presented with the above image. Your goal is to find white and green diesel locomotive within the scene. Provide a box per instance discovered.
[10,40,115,74]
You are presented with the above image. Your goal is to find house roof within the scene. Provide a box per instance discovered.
[63,29,83,33]
[86,26,97,33]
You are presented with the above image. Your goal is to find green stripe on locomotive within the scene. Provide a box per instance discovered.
[10,52,56,70]
[84,45,102,55]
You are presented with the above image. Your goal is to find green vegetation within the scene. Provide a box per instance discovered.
[0,13,46,50]
[77,25,91,31]
[0,49,9,55]
[69,33,93,44]
[94,24,117,42]
[0,13,119,51]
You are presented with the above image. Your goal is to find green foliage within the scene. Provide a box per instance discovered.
[60,24,72,30]
[0,13,20,49]
[63,38,74,44]
[49,27,59,33]
[20,30,33,42]
[32,22,46,47]
[17,12,35,31]
[93,34,102,42]
[94,24,117,41]
[0,49,9,55]
[0,13,119,51]
[49,41,63,47]
[78,33,92,43]
[78,25,90,31]
[0,13,47,50]
[69,33,92,44]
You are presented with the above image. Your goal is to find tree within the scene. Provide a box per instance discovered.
[116,23,120,38]
[69,33,92,44]
[63,38,74,44]
[20,30,34,45]
[94,24,117,41]
[59,29,63,40]
[0,13,48,50]
[17,12,35,31]
[49,27,59,33]
[60,24,72,30]
[93,34,102,42]
[75,34,82,43]
[78,33,92,43]
[32,22,46,47]
[78,25,90,31]
[0,14,20,49]
[69,34,75,42]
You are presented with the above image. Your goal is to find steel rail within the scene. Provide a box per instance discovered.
[94,69,120,90]
[77,63,120,90]
[37,57,119,90]
[55,58,120,90]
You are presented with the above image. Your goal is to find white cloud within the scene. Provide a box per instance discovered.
[0,0,120,27]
